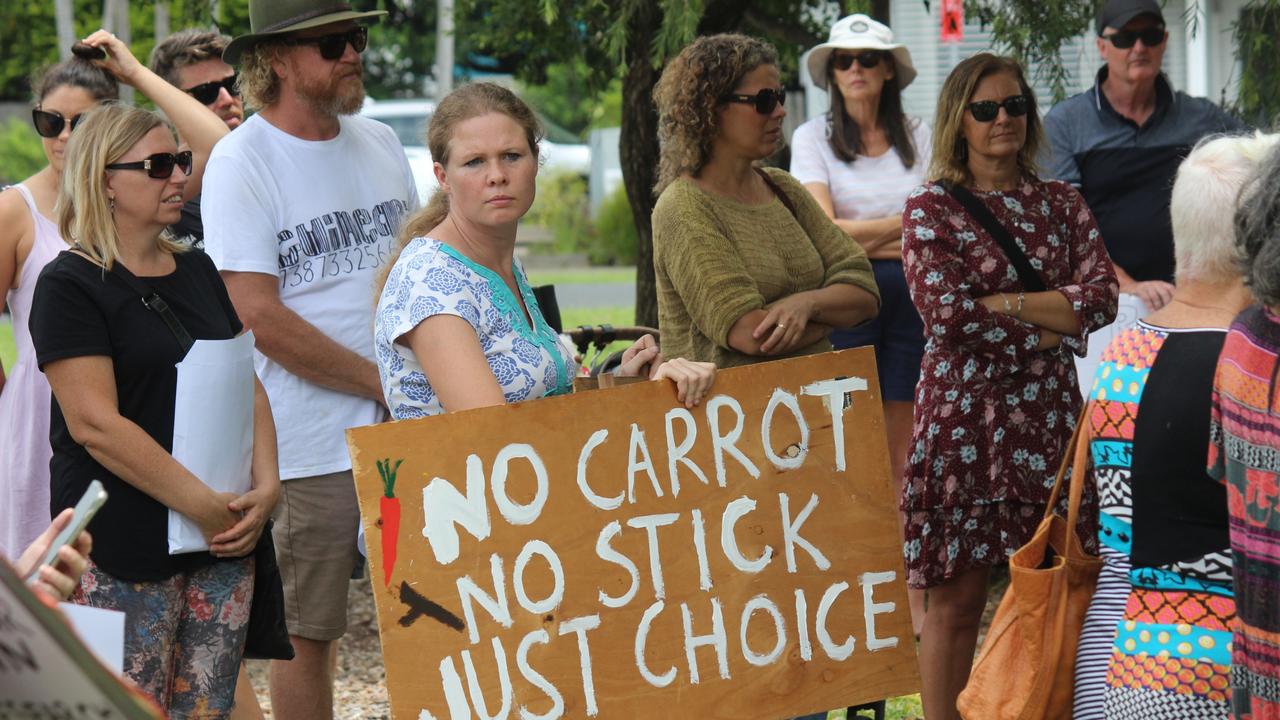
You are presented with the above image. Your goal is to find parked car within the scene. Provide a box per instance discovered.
[361,97,591,204]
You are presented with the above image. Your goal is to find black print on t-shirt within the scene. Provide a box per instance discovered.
[275,198,409,289]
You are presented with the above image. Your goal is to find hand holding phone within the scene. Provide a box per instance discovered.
[35,480,106,574]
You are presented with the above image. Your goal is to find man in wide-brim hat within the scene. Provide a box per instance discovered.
[200,3,418,718]
[222,1,385,65]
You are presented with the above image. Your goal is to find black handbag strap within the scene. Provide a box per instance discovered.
[81,246,195,353]
[755,167,799,219]
[941,180,1047,292]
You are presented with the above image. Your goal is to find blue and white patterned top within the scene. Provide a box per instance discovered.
[374,237,575,420]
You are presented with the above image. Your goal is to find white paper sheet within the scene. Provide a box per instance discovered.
[57,603,125,674]
[1074,293,1149,395]
[168,331,256,554]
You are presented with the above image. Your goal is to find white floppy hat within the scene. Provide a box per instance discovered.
[804,14,917,91]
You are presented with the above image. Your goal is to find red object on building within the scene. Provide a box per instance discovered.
[941,0,964,42]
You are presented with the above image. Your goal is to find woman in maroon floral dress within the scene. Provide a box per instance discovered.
[901,53,1118,720]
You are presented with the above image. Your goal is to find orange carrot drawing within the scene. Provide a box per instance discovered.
[376,458,404,587]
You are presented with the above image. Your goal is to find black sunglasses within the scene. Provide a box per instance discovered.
[722,88,786,115]
[32,108,85,138]
[106,151,193,179]
[1102,26,1166,49]
[967,95,1031,122]
[183,75,239,105]
[281,27,368,61]
[832,50,885,71]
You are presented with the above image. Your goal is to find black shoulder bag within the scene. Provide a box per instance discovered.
[940,180,1047,292]
[755,167,799,219]
[107,257,295,661]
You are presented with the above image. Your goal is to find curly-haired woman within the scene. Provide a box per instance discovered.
[651,33,880,369]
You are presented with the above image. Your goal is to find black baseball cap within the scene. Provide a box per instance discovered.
[1096,0,1165,34]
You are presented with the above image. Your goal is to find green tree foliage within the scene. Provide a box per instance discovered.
[456,0,836,325]
[964,0,1099,102]
[519,60,622,139]
[0,1,433,101]
[0,117,48,184]
[1233,0,1280,127]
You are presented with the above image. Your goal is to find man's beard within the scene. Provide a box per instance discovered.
[296,63,366,117]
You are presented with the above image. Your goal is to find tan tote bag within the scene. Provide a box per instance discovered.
[957,416,1102,720]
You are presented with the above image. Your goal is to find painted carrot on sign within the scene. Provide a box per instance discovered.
[376,458,404,587]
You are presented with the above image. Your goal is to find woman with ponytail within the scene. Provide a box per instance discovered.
[374,82,714,419]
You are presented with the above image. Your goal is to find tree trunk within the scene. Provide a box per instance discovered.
[156,2,171,44]
[620,2,663,329]
[55,0,76,60]
[871,0,891,23]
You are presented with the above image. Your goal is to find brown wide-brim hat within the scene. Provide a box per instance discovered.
[223,1,386,65]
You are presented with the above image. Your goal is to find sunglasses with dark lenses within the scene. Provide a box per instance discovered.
[967,94,1031,122]
[281,26,368,61]
[722,88,787,115]
[106,151,193,179]
[183,75,239,105]
[832,50,885,71]
[1103,25,1166,49]
[32,108,85,138]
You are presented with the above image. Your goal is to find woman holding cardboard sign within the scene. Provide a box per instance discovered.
[374,82,715,418]
[900,54,1117,720]
[29,93,279,716]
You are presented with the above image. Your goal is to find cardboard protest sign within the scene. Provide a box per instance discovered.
[0,558,162,719]
[349,348,921,720]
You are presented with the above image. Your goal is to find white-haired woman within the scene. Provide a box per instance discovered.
[1071,132,1279,720]
[28,101,278,718]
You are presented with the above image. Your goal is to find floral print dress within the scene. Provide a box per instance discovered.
[374,237,575,420]
[900,179,1118,589]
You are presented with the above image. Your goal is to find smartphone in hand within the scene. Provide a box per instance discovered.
[33,479,107,576]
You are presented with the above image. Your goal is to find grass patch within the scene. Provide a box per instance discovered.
[822,695,924,720]
[1,316,14,370]
[527,266,635,287]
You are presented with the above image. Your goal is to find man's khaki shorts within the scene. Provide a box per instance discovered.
[272,470,362,642]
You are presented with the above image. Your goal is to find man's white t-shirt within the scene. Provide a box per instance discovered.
[202,113,418,480]
[789,115,932,221]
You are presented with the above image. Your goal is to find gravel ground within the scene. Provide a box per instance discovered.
[243,576,389,719]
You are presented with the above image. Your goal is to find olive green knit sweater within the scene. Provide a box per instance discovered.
[652,166,880,368]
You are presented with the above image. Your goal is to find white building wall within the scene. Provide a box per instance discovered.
[886,0,1205,126]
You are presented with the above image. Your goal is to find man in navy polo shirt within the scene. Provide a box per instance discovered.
[1043,0,1244,310]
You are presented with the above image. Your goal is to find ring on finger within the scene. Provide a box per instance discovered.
[777,322,787,330]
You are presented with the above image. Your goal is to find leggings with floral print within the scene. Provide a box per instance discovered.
[74,557,254,719]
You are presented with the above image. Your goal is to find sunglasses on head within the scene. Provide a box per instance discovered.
[721,87,786,115]
[183,75,239,105]
[1102,25,1166,49]
[106,150,193,179]
[32,108,85,138]
[281,26,368,61]
[967,94,1031,122]
[832,50,885,71]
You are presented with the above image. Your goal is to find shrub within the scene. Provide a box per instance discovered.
[590,184,637,266]
[527,170,592,255]
[0,117,45,185]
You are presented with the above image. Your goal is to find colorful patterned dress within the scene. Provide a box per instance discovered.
[1209,305,1280,720]
[1071,322,1234,719]
[900,179,1118,588]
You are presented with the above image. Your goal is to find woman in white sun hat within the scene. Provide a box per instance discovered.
[790,12,931,640]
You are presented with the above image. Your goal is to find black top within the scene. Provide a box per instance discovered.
[1128,329,1230,571]
[169,194,204,248]
[1043,67,1247,282]
[30,249,243,581]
